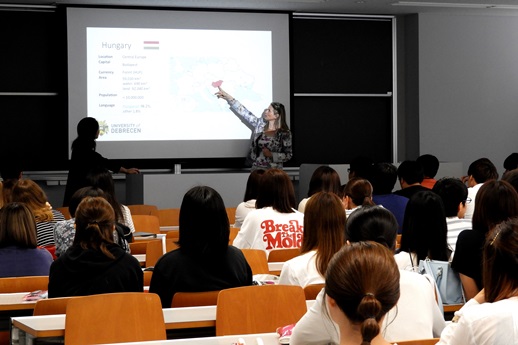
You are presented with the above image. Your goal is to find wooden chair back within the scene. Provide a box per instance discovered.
[216,285,307,336]
[55,207,72,220]
[240,249,269,275]
[267,248,301,262]
[392,339,440,345]
[303,283,324,300]
[165,230,179,252]
[143,270,153,287]
[129,239,163,267]
[396,234,402,249]
[229,227,239,245]
[33,296,76,315]
[157,208,180,227]
[171,290,220,308]
[131,215,160,234]
[64,292,166,345]
[0,276,49,293]
[226,207,236,225]
[127,204,159,216]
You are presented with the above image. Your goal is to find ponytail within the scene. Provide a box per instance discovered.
[357,293,382,345]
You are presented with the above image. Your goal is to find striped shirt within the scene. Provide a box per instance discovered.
[446,217,472,254]
[36,209,66,247]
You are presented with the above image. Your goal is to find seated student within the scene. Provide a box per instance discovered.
[370,162,408,233]
[290,206,445,344]
[394,191,451,270]
[342,178,375,217]
[438,218,518,345]
[48,197,143,298]
[10,179,65,247]
[149,186,253,308]
[279,192,345,287]
[394,160,429,200]
[298,166,341,213]
[325,242,400,345]
[432,177,472,253]
[0,202,53,277]
[233,169,304,253]
[0,159,23,208]
[348,156,373,181]
[502,152,518,179]
[463,158,498,219]
[417,154,440,189]
[234,169,265,228]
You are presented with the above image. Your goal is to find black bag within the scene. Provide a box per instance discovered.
[114,222,133,253]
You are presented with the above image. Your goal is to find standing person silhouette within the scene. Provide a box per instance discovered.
[63,117,139,206]
[215,87,292,170]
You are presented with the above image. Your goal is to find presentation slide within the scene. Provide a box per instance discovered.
[67,8,290,160]
[87,27,272,142]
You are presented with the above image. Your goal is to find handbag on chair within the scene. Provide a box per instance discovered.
[418,258,465,305]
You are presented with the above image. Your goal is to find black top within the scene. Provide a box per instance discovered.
[48,244,143,298]
[394,185,430,200]
[451,229,485,290]
[149,246,253,308]
[63,146,121,206]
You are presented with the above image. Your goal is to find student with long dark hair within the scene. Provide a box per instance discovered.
[234,169,266,228]
[149,186,252,308]
[298,166,342,213]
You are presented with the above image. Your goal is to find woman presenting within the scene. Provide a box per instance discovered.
[215,87,292,170]
[63,117,139,206]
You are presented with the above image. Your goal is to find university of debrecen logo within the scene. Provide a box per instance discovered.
[98,121,109,136]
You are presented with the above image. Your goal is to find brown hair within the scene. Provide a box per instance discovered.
[0,202,38,248]
[483,218,518,302]
[10,179,53,222]
[301,192,346,277]
[343,178,375,208]
[325,242,400,345]
[256,169,296,213]
[73,197,116,259]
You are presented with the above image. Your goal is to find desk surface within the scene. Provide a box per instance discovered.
[99,333,280,345]
[0,292,36,311]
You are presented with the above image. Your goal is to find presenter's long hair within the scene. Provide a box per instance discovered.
[178,186,230,260]
[270,102,289,131]
[72,117,99,151]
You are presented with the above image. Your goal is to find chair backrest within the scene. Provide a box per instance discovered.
[216,285,307,336]
[226,207,236,225]
[131,215,160,234]
[229,227,239,245]
[267,248,301,262]
[129,239,163,268]
[303,283,324,300]
[392,339,440,345]
[157,208,180,227]
[55,207,72,220]
[33,296,77,315]
[171,290,220,308]
[64,292,166,345]
[240,249,269,275]
[0,276,49,293]
[143,270,153,287]
[396,234,402,249]
[127,204,159,216]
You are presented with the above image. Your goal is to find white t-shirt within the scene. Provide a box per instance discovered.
[298,197,310,213]
[464,183,483,220]
[278,250,324,287]
[234,199,256,228]
[233,206,304,254]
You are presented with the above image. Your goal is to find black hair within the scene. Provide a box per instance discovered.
[397,160,424,185]
[345,205,398,251]
[370,163,398,195]
[416,154,439,179]
[72,117,99,151]
[467,158,498,184]
[432,177,468,217]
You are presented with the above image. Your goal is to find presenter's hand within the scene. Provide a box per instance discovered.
[120,167,140,174]
[215,87,234,102]
[262,148,273,158]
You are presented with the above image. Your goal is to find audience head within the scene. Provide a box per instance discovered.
[432,177,469,218]
[370,163,398,195]
[72,117,99,150]
[307,166,342,197]
[348,156,373,180]
[400,191,450,262]
[73,196,116,259]
[301,192,346,277]
[86,167,123,222]
[178,186,230,259]
[0,202,38,249]
[472,180,518,235]
[416,154,439,179]
[397,160,424,186]
[503,153,518,176]
[10,179,53,222]
[502,170,518,194]
[0,158,23,182]
[243,169,266,202]
[483,218,518,303]
[343,178,375,209]
[69,187,105,218]
[325,241,400,345]
[345,205,398,251]
[467,158,498,185]
[269,102,290,131]
[256,169,296,213]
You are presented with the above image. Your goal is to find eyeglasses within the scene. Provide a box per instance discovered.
[464,197,472,204]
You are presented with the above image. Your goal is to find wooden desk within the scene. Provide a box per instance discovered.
[0,293,36,312]
[97,332,280,345]
[12,301,315,345]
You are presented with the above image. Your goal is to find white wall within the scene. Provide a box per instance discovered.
[418,13,518,178]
